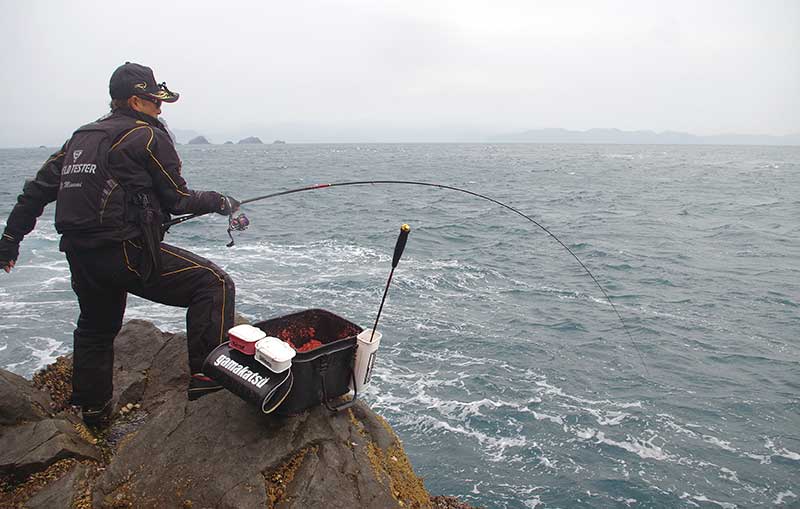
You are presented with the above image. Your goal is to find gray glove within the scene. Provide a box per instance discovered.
[218,195,241,216]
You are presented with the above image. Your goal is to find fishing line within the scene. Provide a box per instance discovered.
[164,180,649,375]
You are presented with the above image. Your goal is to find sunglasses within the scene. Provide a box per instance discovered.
[137,95,162,107]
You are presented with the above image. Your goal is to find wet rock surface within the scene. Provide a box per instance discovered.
[0,320,476,508]
[0,370,52,426]
[0,419,100,480]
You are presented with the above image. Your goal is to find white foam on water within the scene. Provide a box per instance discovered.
[679,492,737,509]
[531,411,564,426]
[537,456,555,469]
[25,229,60,242]
[523,497,542,508]
[702,435,739,453]
[658,414,701,437]
[765,438,800,461]
[432,397,506,421]
[743,452,772,465]
[28,336,69,369]
[5,336,72,373]
[39,275,70,290]
[580,406,632,426]
[410,414,528,463]
[373,373,528,425]
[534,379,642,409]
[576,428,673,461]
[202,240,387,280]
[774,490,797,505]
[655,413,787,484]
[11,260,68,272]
[719,467,739,483]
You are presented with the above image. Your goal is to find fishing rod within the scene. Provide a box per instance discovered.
[163,180,649,375]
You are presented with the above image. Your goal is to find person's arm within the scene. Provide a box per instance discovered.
[0,143,67,272]
[140,127,237,216]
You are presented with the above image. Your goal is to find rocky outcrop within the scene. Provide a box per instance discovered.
[0,419,100,480]
[0,370,52,426]
[237,136,263,144]
[187,136,211,145]
[0,320,470,508]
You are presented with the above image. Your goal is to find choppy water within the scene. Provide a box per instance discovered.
[1,143,798,507]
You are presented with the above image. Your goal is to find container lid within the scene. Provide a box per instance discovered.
[256,337,297,362]
[228,324,267,343]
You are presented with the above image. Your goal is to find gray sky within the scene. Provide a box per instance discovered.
[1,0,798,146]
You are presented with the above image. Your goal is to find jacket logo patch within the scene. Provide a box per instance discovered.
[72,150,83,162]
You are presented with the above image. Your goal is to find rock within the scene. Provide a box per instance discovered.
[25,462,89,509]
[272,140,286,144]
[0,369,52,425]
[140,332,191,410]
[0,419,100,479]
[431,496,478,508]
[224,141,234,145]
[0,319,475,508]
[109,320,173,414]
[93,392,428,508]
[187,136,211,145]
[237,136,263,144]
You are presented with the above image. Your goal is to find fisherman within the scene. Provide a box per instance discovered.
[0,62,238,426]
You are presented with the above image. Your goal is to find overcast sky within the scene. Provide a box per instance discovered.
[1,0,797,146]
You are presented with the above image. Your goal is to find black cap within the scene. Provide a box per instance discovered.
[109,62,179,103]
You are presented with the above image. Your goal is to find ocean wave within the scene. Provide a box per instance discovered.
[3,143,798,507]
[774,490,797,505]
[580,428,673,461]
[534,380,643,409]
[3,336,71,375]
[413,414,529,463]
[679,492,736,509]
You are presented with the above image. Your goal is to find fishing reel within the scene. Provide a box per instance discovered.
[226,212,250,247]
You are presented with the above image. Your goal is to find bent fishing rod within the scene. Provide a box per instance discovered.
[163,180,649,375]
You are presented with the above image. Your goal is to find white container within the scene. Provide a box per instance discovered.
[352,328,382,392]
[254,336,296,373]
[228,324,266,355]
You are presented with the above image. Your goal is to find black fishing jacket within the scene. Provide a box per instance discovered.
[2,109,225,251]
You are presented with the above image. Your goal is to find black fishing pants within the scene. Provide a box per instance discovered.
[65,240,235,407]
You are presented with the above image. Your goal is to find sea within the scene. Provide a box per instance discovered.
[1,142,798,508]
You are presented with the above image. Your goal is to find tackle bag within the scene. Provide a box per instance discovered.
[202,309,362,415]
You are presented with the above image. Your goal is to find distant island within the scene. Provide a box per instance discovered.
[492,128,800,146]
[155,127,799,147]
[238,136,263,144]
[187,136,210,145]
